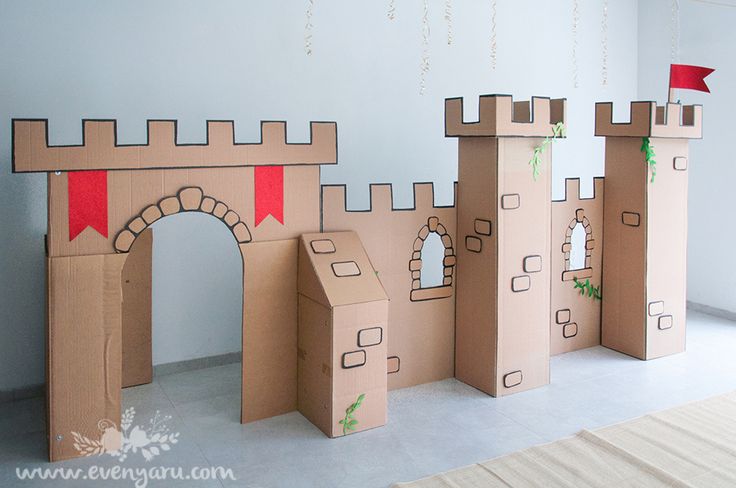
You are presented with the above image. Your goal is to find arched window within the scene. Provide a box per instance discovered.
[562,208,594,280]
[409,217,455,301]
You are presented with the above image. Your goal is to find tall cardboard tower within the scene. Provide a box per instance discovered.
[446,95,566,396]
[595,101,702,359]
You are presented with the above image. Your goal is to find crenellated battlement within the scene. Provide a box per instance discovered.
[595,102,702,139]
[321,182,456,215]
[12,119,337,173]
[553,177,605,205]
[445,95,566,138]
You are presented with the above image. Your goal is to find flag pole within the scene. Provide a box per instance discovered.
[668,65,676,104]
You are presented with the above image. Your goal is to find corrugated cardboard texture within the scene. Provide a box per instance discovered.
[298,231,388,307]
[445,96,566,137]
[601,138,648,358]
[495,137,551,395]
[330,301,388,437]
[453,135,551,397]
[595,102,702,139]
[121,228,153,388]
[13,119,337,172]
[47,253,125,461]
[241,239,298,423]
[47,166,320,257]
[321,184,457,390]
[297,232,388,437]
[645,138,689,359]
[550,178,604,355]
[454,137,498,394]
[297,295,333,434]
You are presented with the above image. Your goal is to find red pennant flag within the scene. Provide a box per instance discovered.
[254,166,284,226]
[669,64,715,93]
[68,170,109,240]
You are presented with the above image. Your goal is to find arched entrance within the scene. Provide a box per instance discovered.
[117,187,251,395]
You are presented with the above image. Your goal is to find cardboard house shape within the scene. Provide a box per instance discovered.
[297,231,389,437]
[10,94,703,462]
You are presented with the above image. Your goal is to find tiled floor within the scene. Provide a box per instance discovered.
[2,310,736,487]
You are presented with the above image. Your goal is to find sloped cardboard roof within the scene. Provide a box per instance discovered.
[298,231,388,308]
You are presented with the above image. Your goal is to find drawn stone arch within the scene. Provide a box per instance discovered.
[409,216,455,301]
[562,208,594,280]
[113,186,253,253]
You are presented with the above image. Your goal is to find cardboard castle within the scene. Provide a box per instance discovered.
[11,94,702,461]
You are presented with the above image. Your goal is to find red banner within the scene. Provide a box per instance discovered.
[68,170,109,240]
[669,64,715,93]
[254,166,284,226]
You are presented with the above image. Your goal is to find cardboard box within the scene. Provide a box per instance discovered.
[447,95,565,396]
[297,231,389,437]
[596,102,700,359]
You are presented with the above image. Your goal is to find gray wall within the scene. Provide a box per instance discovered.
[0,0,639,391]
[639,0,734,314]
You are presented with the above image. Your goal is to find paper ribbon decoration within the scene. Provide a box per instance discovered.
[254,166,284,226]
[669,64,715,93]
[68,170,109,240]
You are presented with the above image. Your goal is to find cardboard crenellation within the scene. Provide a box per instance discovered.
[12,119,338,173]
[595,101,702,139]
[15,90,706,461]
[322,182,456,215]
[445,95,566,138]
[550,177,604,355]
[322,182,457,391]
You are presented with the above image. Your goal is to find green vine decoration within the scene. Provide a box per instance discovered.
[339,393,365,435]
[529,122,566,181]
[641,137,656,183]
[573,277,602,301]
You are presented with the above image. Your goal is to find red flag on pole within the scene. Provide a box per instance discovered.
[254,165,284,226]
[68,170,109,240]
[669,64,715,93]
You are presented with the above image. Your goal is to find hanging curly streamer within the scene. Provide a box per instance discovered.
[388,0,396,20]
[445,0,453,45]
[572,0,579,88]
[601,0,608,86]
[420,0,430,94]
[671,0,680,62]
[305,0,314,56]
[491,0,498,70]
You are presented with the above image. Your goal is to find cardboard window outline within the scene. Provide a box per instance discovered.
[341,350,367,369]
[409,216,455,302]
[503,370,523,389]
[561,210,594,282]
[556,309,571,324]
[113,186,252,253]
[387,356,401,374]
[310,239,336,254]
[658,315,674,330]
[331,261,361,277]
[357,327,383,348]
[563,322,579,339]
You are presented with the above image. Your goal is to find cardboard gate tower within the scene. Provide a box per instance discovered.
[10,95,702,461]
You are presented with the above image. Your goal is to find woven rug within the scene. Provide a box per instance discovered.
[393,392,736,487]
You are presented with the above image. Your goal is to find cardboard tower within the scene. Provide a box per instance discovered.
[446,95,566,396]
[596,101,702,359]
